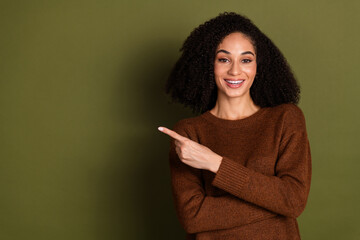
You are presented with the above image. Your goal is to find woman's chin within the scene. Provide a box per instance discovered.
[218,91,251,101]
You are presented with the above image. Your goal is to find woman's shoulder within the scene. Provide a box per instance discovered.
[172,114,205,138]
[269,103,307,131]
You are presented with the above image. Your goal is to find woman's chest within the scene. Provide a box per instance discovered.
[197,124,283,192]
[197,123,282,163]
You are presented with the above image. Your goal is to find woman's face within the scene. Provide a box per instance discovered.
[214,32,257,102]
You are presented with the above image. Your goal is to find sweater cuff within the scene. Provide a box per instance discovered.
[212,157,250,194]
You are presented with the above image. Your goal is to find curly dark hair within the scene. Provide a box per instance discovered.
[166,12,300,113]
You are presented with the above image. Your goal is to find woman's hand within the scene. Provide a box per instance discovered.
[158,126,222,173]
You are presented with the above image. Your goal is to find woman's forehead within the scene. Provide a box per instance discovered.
[217,32,256,52]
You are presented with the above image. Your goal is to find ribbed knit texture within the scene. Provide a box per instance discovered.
[168,103,312,240]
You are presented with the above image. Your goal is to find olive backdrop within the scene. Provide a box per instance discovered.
[1,0,359,239]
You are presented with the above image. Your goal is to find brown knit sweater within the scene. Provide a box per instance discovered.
[169,103,311,240]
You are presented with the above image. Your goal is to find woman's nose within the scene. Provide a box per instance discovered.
[228,62,241,75]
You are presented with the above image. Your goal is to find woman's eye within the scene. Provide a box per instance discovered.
[218,58,229,63]
[242,59,252,63]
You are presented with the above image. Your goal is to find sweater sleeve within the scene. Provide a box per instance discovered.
[212,106,312,218]
[169,121,277,234]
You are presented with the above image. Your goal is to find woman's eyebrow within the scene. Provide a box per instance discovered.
[242,51,255,56]
[216,49,255,56]
[216,49,231,54]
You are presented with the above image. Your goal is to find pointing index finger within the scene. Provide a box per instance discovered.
[158,126,187,141]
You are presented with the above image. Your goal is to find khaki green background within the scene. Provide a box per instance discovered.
[1,0,359,239]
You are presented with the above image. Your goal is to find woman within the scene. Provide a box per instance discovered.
[158,12,311,239]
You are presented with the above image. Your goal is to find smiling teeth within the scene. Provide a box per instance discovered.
[226,80,244,84]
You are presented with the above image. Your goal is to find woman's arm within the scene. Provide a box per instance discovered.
[212,127,311,218]
[211,106,312,218]
[167,124,277,234]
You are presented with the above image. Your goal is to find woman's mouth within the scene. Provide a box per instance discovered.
[224,79,245,88]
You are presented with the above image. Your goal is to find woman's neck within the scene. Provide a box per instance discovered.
[210,96,260,120]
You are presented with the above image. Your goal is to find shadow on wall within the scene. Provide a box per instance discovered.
[99,39,195,239]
